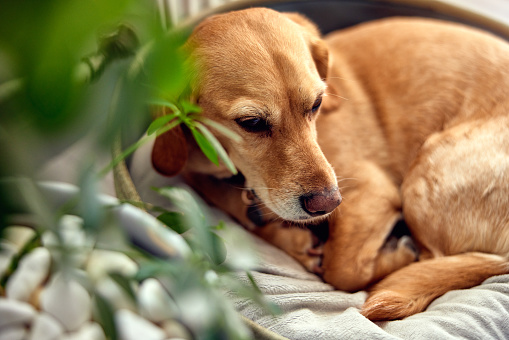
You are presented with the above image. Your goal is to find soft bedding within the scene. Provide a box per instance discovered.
[128,139,509,340]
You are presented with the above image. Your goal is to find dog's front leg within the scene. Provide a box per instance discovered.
[321,161,418,292]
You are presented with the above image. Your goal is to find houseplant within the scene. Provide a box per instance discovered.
[0,1,273,339]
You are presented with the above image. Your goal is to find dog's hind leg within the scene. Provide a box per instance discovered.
[363,114,509,320]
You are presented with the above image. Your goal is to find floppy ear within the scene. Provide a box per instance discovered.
[151,109,188,177]
[284,12,329,80]
[284,13,341,111]
[310,37,329,80]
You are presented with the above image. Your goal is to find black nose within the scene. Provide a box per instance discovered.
[300,188,342,217]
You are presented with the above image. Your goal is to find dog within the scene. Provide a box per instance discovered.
[151,8,509,320]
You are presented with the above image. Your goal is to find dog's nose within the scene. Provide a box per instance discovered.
[300,188,342,217]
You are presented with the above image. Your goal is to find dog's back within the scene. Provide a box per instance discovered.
[321,17,509,183]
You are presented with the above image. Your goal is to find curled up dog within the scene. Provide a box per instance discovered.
[151,8,509,320]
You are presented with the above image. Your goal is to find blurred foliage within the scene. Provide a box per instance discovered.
[0,0,189,176]
[0,0,272,339]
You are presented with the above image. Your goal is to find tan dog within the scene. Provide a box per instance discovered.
[152,8,509,320]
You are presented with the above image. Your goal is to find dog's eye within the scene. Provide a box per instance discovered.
[311,96,322,113]
[235,116,271,133]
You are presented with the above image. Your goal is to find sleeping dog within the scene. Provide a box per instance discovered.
[151,8,509,320]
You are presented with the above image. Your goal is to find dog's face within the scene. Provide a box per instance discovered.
[153,8,341,222]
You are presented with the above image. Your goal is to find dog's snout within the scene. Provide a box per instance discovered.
[300,188,342,217]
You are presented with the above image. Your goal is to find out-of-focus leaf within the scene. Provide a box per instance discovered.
[144,32,188,100]
[191,128,219,166]
[147,99,179,112]
[93,293,118,340]
[109,272,137,303]
[135,259,181,282]
[246,272,281,315]
[152,187,204,219]
[147,113,177,135]
[79,165,103,234]
[195,122,237,175]
[0,0,133,134]
[201,117,241,143]
[207,230,227,265]
[181,100,202,114]
[157,212,189,234]
[99,24,139,61]
[0,232,41,289]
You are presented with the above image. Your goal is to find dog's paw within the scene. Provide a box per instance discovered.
[282,226,325,274]
[253,221,325,274]
[302,233,325,275]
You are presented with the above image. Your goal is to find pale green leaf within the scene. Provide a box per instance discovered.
[148,99,179,112]
[146,113,177,135]
[201,117,241,143]
[195,122,237,175]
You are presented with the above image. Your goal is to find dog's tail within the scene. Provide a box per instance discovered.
[361,252,509,321]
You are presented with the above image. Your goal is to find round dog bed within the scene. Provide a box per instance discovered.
[113,1,509,339]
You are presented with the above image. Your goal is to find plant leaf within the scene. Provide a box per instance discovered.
[157,211,189,234]
[93,293,118,340]
[148,99,179,112]
[181,100,202,114]
[146,113,177,135]
[99,118,180,178]
[208,230,227,265]
[191,127,219,166]
[201,118,241,143]
[195,122,237,175]
[109,272,137,303]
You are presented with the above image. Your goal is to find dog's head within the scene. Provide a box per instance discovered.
[152,8,341,222]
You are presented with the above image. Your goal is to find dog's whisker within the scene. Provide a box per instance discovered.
[324,76,351,81]
[336,177,358,183]
[325,92,349,100]
[250,187,277,191]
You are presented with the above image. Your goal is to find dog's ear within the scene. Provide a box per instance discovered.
[310,37,329,80]
[284,12,329,80]
[151,108,188,177]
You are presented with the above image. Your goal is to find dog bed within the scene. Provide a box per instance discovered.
[112,1,509,338]
[112,136,509,340]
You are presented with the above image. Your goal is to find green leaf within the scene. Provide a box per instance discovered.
[135,259,180,282]
[201,118,241,143]
[181,100,202,114]
[98,134,153,178]
[144,33,188,99]
[0,232,41,289]
[245,271,281,315]
[135,262,162,282]
[148,99,179,112]
[146,113,178,135]
[109,272,137,303]
[208,230,227,265]
[191,128,219,166]
[93,293,118,340]
[157,211,189,234]
[195,122,237,175]
[98,118,180,178]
